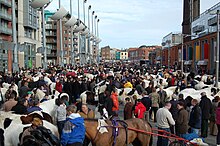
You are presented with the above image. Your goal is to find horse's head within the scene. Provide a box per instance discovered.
[84,91,98,106]
[93,80,107,101]
[20,112,53,124]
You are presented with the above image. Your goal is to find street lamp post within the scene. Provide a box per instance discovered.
[216,10,219,87]
[83,0,87,65]
[59,0,64,67]
[12,0,19,72]
[181,35,184,73]
[94,15,97,62]
[91,11,95,62]
[31,0,51,69]
[88,5,91,64]
[42,7,47,69]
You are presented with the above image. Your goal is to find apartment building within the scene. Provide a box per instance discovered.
[16,0,42,68]
[0,0,13,72]
[101,46,110,60]
[45,10,76,65]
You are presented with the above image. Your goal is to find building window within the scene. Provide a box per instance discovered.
[64,44,68,47]
[29,14,32,25]
[64,37,67,40]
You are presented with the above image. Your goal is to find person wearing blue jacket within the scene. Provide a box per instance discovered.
[61,105,85,146]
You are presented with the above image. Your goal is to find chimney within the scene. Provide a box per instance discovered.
[182,0,200,42]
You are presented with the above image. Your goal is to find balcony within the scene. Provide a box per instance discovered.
[47,53,57,58]
[0,0,11,7]
[46,33,57,37]
[0,11,12,21]
[208,16,217,26]
[0,27,12,35]
[192,25,205,33]
[46,39,57,44]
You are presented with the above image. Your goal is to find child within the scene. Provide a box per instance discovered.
[55,98,67,137]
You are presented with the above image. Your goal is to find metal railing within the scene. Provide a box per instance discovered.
[0,0,12,7]
[0,11,12,20]
[0,27,12,35]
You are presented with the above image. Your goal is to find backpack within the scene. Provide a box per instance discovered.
[21,126,60,146]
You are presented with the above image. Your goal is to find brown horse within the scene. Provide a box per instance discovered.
[84,118,152,146]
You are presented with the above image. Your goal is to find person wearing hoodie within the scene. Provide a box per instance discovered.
[134,99,146,119]
[61,105,85,146]
[111,88,119,116]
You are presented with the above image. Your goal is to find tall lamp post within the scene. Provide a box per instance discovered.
[166,40,171,70]
[216,10,219,87]
[31,0,52,69]
[88,5,91,64]
[12,0,18,72]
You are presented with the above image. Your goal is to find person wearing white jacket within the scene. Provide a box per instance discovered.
[156,101,175,146]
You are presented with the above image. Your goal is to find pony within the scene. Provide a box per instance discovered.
[84,118,152,146]
[0,111,58,146]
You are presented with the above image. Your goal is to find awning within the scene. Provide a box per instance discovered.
[197,60,208,66]
[184,60,192,65]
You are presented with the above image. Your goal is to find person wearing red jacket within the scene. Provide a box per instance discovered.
[55,79,62,93]
[134,99,146,119]
[111,89,119,116]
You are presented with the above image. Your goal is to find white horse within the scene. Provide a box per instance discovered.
[0,111,59,146]
[179,87,214,101]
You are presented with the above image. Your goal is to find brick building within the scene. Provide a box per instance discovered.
[0,0,13,72]
[128,45,158,62]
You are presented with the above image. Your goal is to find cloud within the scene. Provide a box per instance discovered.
[46,0,220,48]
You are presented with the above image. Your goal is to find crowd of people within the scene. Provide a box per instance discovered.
[0,62,219,146]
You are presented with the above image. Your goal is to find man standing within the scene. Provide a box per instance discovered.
[156,101,175,146]
[61,105,85,146]
[199,92,212,138]
[176,102,188,137]
[141,91,152,122]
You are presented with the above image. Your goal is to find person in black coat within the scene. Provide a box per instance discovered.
[141,91,152,121]
[189,99,201,135]
[199,92,212,138]
[104,90,113,117]
[63,77,74,104]
[11,98,28,115]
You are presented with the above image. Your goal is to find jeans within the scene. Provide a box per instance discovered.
[157,127,170,146]
[191,128,199,135]
[57,120,65,137]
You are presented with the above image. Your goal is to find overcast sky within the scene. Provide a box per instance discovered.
[46,0,220,49]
